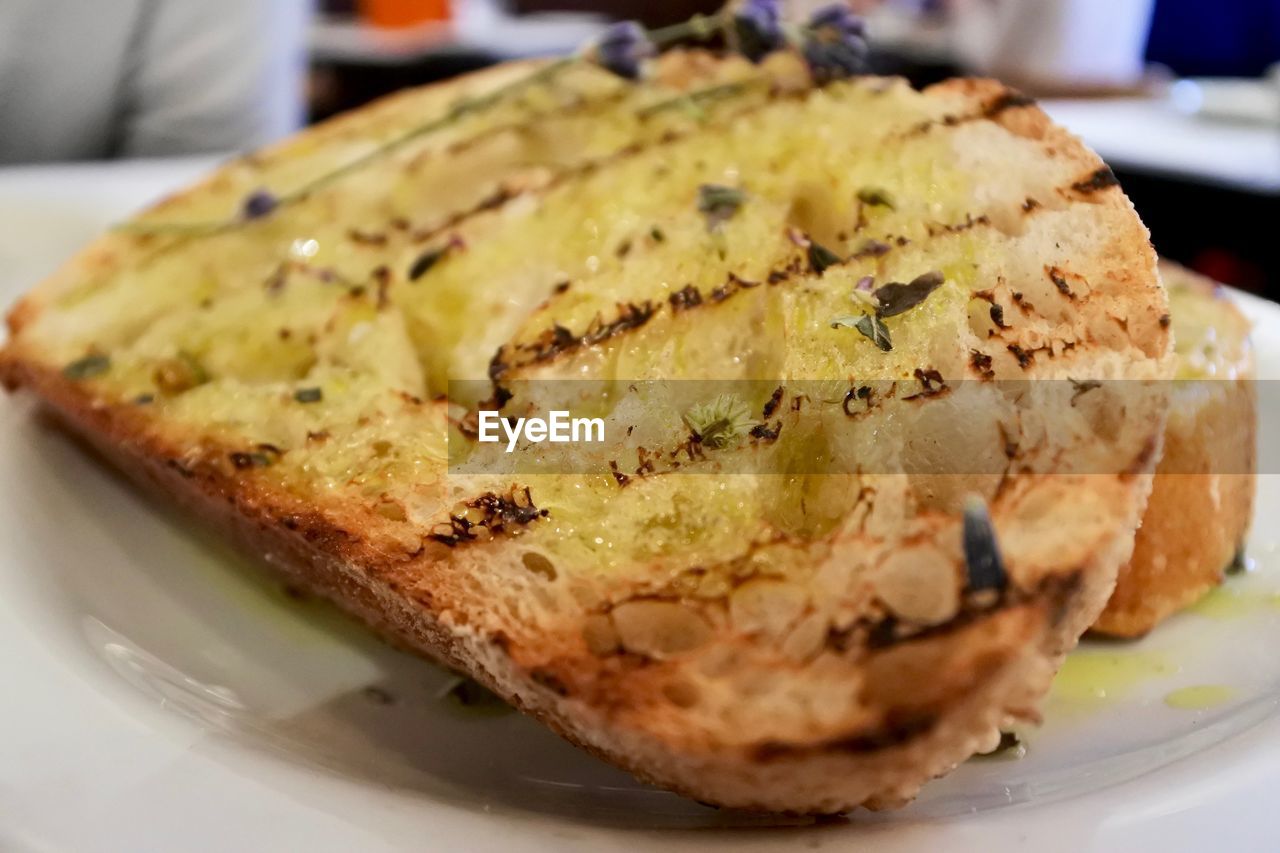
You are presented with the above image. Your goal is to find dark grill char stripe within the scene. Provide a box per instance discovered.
[668,284,703,312]
[902,85,1036,138]
[1071,166,1120,194]
[754,711,936,761]
[427,88,634,164]
[1047,266,1075,298]
[493,203,1028,378]
[405,90,804,250]
[752,572,1084,762]
[493,159,1100,383]
[490,104,1112,389]
[510,301,658,367]
[982,90,1036,118]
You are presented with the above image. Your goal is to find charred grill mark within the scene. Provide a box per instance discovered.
[983,90,1037,118]
[842,384,873,417]
[404,102,784,249]
[903,368,947,400]
[502,260,797,374]
[668,284,703,312]
[749,421,782,442]
[1069,379,1102,404]
[1046,265,1075,298]
[709,272,762,302]
[1071,166,1120,195]
[132,91,717,274]
[925,214,990,237]
[905,113,961,138]
[264,263,289,295]
[762,386,784,419]
[488,348,510,382]
[373,265,392,309]
[511,301,658,368]
[902,87,1034,139]
[429,486,549,546]
[348,228,388,246]
[753,711,937,761]
[970,350,994,379]
[1007,343,1034,369]
[411,186,516,244]
[412,88,634,170]
[828,571,1083,662]
[989,303,1009,329]
[498,211,992,377]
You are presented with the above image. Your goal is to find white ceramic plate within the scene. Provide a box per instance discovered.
[3,160,1280,853]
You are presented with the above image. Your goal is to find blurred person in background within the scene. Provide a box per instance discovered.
[0,0,311,165]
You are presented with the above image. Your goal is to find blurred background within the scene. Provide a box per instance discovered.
[0,0,1276,291]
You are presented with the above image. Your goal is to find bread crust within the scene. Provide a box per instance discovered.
[0,354,1119,811]
[0,63,1170,812]
[1092,263,1255,637]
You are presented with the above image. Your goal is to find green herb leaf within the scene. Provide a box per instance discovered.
[874,270,945,318]
[807,241,842,274]
[294,387,324,403]
[854,314,892,351]
[683,393,756,449]
[62,354,110,380]
[829,314,861,329]
[857,186,896,209]
[697,184,746,230]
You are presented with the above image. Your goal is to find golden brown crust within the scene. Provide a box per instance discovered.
[7,353,1104,813]
[1093,264,1255,637]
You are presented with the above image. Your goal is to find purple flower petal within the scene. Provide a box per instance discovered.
[242,190,279,220]
[594,21,654,81]
[732,0,785,63]
[804,4,870,82]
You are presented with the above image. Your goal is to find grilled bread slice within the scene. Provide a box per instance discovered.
[0,52,1171,812]
[1093,261,1255,638]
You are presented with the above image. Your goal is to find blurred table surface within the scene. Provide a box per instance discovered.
[1043,97,1280,196]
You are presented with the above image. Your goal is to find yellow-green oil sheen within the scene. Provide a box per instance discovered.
[1163,684,1237,710]
[1189,585,1280,620]
[1051,649,1177,704]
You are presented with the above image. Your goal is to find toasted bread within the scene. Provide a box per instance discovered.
[0,53,1171,812]
[1092,261,1255,638]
